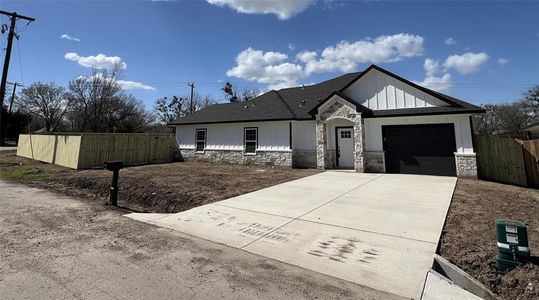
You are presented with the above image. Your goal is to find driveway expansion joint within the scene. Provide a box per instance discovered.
[240,174,383,250]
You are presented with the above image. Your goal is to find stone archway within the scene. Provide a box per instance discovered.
[315,97,365,172]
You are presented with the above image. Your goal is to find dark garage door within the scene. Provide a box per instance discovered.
[382,124,457,176]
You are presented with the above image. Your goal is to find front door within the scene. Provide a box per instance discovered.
[336,127,354,168]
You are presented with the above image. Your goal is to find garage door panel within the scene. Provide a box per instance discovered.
[383,124,456,176]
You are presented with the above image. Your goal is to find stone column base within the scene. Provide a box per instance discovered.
[455,153,478,178]
[365,151,385,173]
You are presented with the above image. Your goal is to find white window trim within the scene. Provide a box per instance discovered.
[195,129,206,153]
[244,127,258,155]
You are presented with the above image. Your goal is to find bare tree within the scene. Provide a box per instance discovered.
[522,84,539,122]
[154,96,185,124]
[67,65,153,132]
[221,82,260,102]
[67,66,122,132]
[154,93,217,124]
[17,82,71,132]
[476,101,533,135]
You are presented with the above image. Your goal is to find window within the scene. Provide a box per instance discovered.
[195,129,206,152]
[340,130,352,139]
[244,128,257,154]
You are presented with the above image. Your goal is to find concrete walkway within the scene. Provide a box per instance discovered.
[128,171,457,298]
[0,146,17,151]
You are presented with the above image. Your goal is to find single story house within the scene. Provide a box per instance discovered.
[523,122,539,139]
[169,65,484,177]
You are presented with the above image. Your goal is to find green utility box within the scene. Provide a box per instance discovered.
[495,219,530,273]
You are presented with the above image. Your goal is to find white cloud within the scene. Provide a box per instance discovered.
[415,73,453,92]
[287,43,296,51]
[443,52,489,74]
[65,52,127,69]
[497,58,509,65]
[60,34,80,42]
[206,0,315,20]
[301,33,424,75]
[76,73,155,91]
[423,58,441,77]
[296,50,317,63]
[445,37,456,45]
[227,33,425,89]
[117,80,156,91]
[226,47,304,90]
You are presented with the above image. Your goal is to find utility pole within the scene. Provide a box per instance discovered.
[188,82,195,114]
[7,82,21,114]
[0,10,35,145]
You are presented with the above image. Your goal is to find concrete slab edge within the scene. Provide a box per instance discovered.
[430,254,499,300]
[421,270,482,300]
[435,178,458,255]
[416,177,458,300]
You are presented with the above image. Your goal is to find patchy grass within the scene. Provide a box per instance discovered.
[0,166,52,180]
[0,155,64,181]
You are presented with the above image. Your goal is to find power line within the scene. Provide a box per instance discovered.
[55,80,537,88]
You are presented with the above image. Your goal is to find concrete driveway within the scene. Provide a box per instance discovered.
[128,171,456,298]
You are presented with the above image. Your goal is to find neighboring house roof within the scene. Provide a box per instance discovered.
[523,122,539,134]
[168,64,485,125]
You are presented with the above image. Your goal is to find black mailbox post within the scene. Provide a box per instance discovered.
[104,160,123,207]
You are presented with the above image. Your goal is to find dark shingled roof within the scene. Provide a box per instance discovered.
[168,65,484,125]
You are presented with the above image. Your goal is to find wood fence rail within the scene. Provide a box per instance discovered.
[474,135,539,188]
[17,133,175,169]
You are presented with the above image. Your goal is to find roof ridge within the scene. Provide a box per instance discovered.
[274,90,297,119]
[277,71,362,92]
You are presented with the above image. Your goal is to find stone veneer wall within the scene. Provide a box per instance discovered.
[364,151,385,173]
[454,153,478,178]
[325,150,336,169]
[316,122,326,170]
[292,150,317,168]
[316,100,365,172]
[178,149,292,166]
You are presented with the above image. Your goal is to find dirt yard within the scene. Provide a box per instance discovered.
[3,150,538,298]
[0,180,395,299]
[441,179,539,300]
[0,151,317,213]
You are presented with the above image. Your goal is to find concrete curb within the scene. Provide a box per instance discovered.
[430,254,499,300]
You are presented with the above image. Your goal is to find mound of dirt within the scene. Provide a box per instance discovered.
[440,179,539,299]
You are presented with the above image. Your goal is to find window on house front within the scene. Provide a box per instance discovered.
[244,128,257,154]
[340,130,352,139]
[195,129,206,152]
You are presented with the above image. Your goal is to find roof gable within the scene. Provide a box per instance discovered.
[339,65,482,111]
[342,68,449,110]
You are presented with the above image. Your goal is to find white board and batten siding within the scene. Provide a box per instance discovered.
[364,114,474,154]
[343,69,448,110]
[176,121,292,151]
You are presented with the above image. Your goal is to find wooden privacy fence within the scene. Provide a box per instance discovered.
[474,135,539,188]
[17,133,175,169]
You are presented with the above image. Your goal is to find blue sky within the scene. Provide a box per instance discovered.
[1,0,538,110]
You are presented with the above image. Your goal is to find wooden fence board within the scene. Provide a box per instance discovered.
[475,135,527,186]
[78,133,174,169]
[18,133,174,169]
[521,139,539,188]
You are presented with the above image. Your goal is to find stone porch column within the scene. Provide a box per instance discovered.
[316,121,326,170]
[454,153,478,178]
[353,115,365,172]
